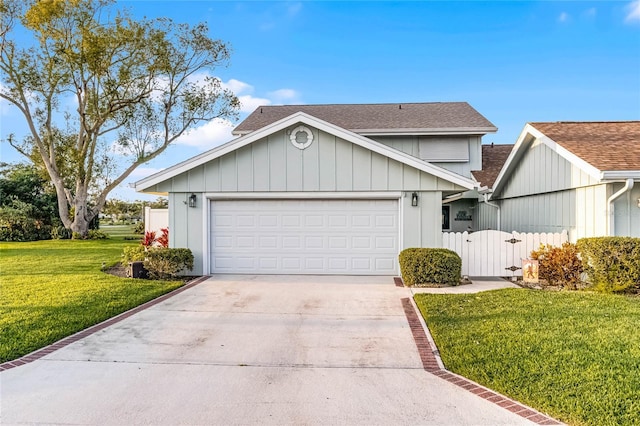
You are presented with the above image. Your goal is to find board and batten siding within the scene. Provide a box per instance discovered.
[612,182,640,238]
[473,201,499,231]
[498,185,608,242]
[151,128,462,194]
[498,138,599,199]
[155,125,462,275]
[370,135,482,179]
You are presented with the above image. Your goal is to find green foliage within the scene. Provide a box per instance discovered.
[414,290,640,426]
[399,248,461,286]
[530,242,583,289]
[87,229,108,240]
[122,245,146,266]
[50,225,72,240]
[0,238,183,362]
[144,248,194,280]
[133,222,145,234]
[1,0,239,236]
[0,163,60,241]
[577,237,640,293]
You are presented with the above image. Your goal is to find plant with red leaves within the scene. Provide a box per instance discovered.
[157,228,169,248]
[142,231,157,247]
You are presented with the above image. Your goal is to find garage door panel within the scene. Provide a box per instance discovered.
[210,199,398,275]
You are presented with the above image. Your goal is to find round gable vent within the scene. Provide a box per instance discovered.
[289,125,314,150]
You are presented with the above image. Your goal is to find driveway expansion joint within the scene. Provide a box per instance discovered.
[401,296,563,426]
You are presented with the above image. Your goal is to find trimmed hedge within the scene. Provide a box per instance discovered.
[144,248,194,280]
[399,248,461,286]
[577,237,640,293]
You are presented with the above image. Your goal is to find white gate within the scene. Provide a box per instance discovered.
[442,230,568,277]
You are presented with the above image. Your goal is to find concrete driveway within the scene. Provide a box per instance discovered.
[1,275,538,425]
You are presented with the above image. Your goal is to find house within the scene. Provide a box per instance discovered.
[487,121,640,242]
[135,102,497,275]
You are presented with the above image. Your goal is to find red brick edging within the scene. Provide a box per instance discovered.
[393,276,404,287]
[401,297,562,425]
[0,276,210,372]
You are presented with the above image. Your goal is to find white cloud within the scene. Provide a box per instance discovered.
[268,88,301,104]
[583,7,597,18]
[625,0,640,22]
[174,117,236,150]
[222,78,254,95]
[238,94,271,113]
[127,166,165,179]
[558,12,570,23]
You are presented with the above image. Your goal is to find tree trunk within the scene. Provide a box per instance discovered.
[70,191,90,237]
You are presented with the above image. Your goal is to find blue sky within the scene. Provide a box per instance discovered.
[1,1,639,200]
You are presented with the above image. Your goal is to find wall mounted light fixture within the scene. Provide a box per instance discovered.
[188,193,197,208]
[411,192,419,207]
[637,197,640,208]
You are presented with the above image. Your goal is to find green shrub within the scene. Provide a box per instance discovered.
[50,225,72,240]
[133,222,145,234]
[577,237,640,293]
[399,248,461,286]
[121,245,146,266]
[530,242,583,289]
[144,248,194,279]
[87,229,109,240]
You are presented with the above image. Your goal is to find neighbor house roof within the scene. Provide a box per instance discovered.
[530,121,640,172]
[232,102,497,136]
[135,112,477,193]
[491,121,640,198]
[471,143,514,189]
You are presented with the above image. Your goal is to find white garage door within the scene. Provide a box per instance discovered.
[210,199,399,275]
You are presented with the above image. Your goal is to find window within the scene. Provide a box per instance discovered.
[442,206,450,230]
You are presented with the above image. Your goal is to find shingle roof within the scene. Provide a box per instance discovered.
[233,102,497,135]
[531,121,640,171]
[472,144,514,188]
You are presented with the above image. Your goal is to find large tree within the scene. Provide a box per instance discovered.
[0,0,239,236]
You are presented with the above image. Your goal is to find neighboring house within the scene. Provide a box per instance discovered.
[135,102,497,275]
[488,121,640,242]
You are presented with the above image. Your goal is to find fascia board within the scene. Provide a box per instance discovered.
[355,127,498,136]
[136,111,476,192]
[601,171,640,180]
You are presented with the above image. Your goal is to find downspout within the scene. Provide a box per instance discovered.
[607,178,634,236]
[483,193,501,231]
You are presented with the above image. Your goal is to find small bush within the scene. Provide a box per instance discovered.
[87,229,109,240]
[156,228,169,248]
[530,242,583,289]
[144,248,194,279]
[133,222,145,234]
[51,225,72,240]
[399,248,461,286]
[121,245,146,266]
[577,237,640,293]
[142,231,156,247]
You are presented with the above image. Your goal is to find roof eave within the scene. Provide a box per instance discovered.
[233,126,498,137]
[136,111,477,192]
[601,170,640,180]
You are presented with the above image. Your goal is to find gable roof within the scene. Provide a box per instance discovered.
[491,121,640,198]
[471,143,514,189]
[232,102,497,136]
[135,111,477,192]
[530,121,640,172]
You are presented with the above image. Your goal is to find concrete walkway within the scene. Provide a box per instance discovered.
[411,276,521,294]
[1,275,542,425]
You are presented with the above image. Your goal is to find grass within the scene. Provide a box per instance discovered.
[414,289,640,426]
[0,226,183,363]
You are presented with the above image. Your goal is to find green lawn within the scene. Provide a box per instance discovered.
[0,228,183,362]
[414,289,640,426]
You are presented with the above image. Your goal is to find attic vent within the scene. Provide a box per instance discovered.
[289,125,314,150]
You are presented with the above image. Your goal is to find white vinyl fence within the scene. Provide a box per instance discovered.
[442,230,568,277]
[144,207,169,235]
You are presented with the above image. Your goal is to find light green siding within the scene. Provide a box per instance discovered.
[401,191,443,249]
[169,192,205,274]
[153,127,464,193]
[498,139,599,199]
[613,182,640,237]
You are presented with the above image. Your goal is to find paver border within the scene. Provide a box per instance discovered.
[401,296,563,425]
[0,276,209,372]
